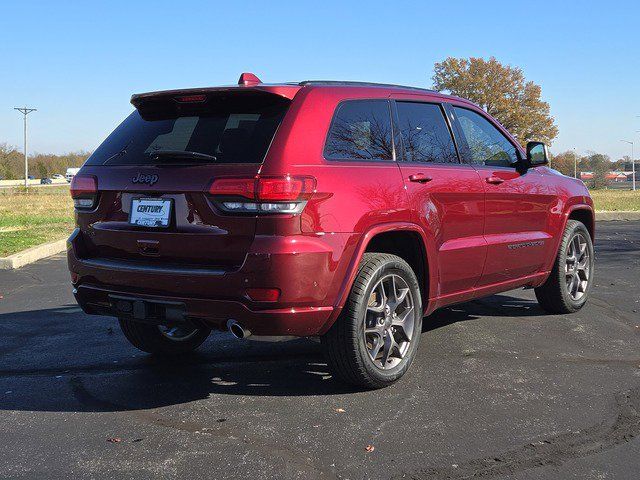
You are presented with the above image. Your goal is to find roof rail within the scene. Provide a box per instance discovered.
[298,80,437,93]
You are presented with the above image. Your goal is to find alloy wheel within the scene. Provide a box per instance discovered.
[565,232,590,301]
[363,274,415,369]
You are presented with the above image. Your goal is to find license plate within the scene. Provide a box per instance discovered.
[129,198,172,228]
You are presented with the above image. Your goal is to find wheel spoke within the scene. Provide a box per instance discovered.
[395,287,409,307]
[367,332,384,361]
[390,276,398,304]
[577,242,587,262]
[367,283,387,313]
[380,333,394,367]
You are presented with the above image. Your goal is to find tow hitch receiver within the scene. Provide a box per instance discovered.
[109,294,186,323]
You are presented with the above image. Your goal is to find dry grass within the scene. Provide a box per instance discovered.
[0,186,74,257]
[589,189,640,212]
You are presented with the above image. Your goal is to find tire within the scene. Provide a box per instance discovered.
[118,318,211,355]
[535,219,594,314]
[321,253,423,389]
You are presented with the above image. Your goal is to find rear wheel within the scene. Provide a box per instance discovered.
[118,319,211,355]
[535,219,594,313]
[321,253,423,389]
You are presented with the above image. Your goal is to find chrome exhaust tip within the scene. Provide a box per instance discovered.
[227,319,251,339]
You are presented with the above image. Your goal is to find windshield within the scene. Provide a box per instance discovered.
[86,92,290,166]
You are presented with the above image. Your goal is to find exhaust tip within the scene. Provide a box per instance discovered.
[227,319,251,339]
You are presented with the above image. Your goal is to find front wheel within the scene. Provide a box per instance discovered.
[118,318,211,355]
[535,219,594,314]
[321,253,423,389]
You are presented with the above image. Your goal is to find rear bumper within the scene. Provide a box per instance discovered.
[73,284,333,336]
[67,228,356,336]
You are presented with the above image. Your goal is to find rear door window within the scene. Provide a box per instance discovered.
[395,102,458,163]
[85,92,289,165]
[324,100,393,161]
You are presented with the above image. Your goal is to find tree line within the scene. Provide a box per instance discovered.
[549,151,634,188]
[0,143,89,180]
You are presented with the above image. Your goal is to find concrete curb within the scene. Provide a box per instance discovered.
[595,211,640,221]
[0,239,67,270]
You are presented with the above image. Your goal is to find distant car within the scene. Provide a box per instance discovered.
[66,167,80,182]
[27,175,35,180]
[40,178,52,185]
[51,174,64,180]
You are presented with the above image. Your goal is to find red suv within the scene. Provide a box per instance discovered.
[68,73,595,388]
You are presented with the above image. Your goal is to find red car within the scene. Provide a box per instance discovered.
[68,73,595,388]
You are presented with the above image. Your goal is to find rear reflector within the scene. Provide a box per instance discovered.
[70,174,98,209]
[245,288,280,302]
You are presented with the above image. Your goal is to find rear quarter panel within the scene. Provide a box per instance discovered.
[259,86,413,311]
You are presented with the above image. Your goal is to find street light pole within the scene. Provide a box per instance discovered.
[621,140,635,191]
[14,107,37,188]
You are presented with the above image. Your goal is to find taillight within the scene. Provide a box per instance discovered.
[70,174,98,209]
[208,175,316,214]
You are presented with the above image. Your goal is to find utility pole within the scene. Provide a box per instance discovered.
[621,140,635,191]
[14,107,37,189]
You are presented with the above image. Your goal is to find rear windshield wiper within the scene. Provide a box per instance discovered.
[103,140,133,164]
[149,150,218,162]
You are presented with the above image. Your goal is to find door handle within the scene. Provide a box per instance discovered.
[485,176,505,185]
[408,173,433,184]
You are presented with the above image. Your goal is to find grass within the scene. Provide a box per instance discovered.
[0,184,638,258]
[0,186,74,257]
[589,189,640,212]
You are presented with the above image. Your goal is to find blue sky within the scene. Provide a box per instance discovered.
[1,0,638,160]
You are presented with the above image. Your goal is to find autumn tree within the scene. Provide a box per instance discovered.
[550,150,580,177]
[432,57,558,146]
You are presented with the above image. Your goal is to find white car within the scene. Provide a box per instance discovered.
[51,174,64,180]
[65,168,80,182]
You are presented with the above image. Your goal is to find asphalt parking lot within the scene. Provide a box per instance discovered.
[1,221,639,480]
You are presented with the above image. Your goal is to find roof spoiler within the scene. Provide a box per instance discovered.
[131,80,299,109]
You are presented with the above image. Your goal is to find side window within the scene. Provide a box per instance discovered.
[453,107,519,167]
[324,100,393,161]
[395,102,458,163]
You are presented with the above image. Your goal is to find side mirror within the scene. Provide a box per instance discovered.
[526,141,549,167]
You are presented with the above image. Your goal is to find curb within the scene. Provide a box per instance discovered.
[595,211,640,221]
[0,239,67,270]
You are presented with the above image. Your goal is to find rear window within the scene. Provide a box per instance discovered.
[86,92,289,165]
[324,100,393,161]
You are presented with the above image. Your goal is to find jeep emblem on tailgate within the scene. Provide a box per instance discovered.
[132,173,158,186]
